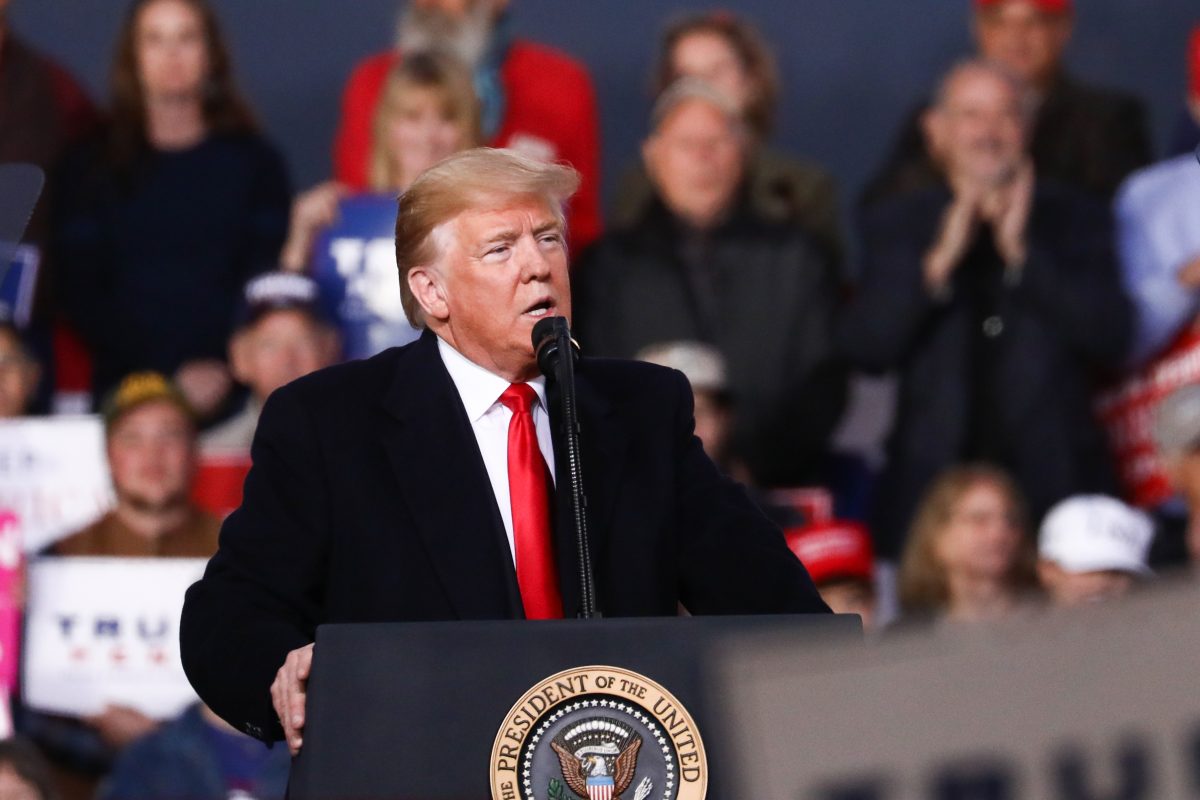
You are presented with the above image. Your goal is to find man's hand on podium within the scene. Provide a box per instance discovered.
[271,643,314,755]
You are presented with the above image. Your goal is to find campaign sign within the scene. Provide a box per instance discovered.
[23,557,205,719]
[1096,328,1200,507]
[0,511,22,693]
[0,244,39,327]
[311,193,420,360]
[0,416,113,553]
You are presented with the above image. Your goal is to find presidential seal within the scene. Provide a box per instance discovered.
[490,666,707,800]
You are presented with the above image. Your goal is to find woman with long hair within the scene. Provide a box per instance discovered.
[55,0,290,419]
[898,463,1040,624]
[279,50,480,359]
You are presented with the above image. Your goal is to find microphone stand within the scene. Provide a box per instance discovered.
[533,317,598,619]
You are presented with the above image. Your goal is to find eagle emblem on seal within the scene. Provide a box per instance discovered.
[550,717,650,800]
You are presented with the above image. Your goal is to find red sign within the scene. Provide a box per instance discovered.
[1096,329,1200,507]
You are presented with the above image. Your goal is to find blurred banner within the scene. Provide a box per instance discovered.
[23,557,204,719]
[1097,329,1200,507]
[310,194,419,361]
[716,579,1200,798]
[0,416,112,553]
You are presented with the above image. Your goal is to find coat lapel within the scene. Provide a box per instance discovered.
[548,361,628,618]
[378,331,523,619]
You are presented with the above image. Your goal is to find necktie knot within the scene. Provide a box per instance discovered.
[499,383,538,415]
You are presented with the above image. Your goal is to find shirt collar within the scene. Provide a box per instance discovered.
[436,335,547,422]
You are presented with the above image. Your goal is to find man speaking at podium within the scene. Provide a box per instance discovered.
[180,148,828,754]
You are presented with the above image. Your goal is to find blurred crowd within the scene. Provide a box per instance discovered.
[1,0,1199,797]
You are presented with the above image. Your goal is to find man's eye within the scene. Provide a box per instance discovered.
[539,234,563,246]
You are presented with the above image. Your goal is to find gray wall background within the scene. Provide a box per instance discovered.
[10,1,1197,216]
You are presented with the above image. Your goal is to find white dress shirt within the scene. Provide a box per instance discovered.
[437,337,556,564]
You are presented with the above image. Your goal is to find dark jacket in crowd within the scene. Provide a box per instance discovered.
[98,704,290,800]
[574,194,847,487]
[610,148,847,277]
[53,131,291,400]
[839,182,1131,558]
[862,73,1153,206]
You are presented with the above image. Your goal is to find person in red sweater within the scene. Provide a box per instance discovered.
[332,0,602,249]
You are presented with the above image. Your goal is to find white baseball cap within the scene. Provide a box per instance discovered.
[1038,495,1154,577]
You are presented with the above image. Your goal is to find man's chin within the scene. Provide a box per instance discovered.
[120,491,189,516]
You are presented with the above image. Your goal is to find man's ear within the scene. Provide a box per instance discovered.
[408,266,450,323]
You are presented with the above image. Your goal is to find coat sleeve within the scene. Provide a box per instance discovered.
[1011,193,1132,367]
[179,384,332,742]
[837,199,945,373]
[667,369,831,615]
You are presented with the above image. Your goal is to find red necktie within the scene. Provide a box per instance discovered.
[498,384,563,619]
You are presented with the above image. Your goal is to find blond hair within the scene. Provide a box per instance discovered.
[367,51,481,193]
[898,463,1037,615]
[395,147,580,327]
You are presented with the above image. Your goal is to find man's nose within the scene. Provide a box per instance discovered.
[517,238,552,281]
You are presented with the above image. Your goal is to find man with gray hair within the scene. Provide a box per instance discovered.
[839,59,1132,562]
[180,147,829,755]
[575,79,846,489]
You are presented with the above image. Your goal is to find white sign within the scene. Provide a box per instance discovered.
[23,557,205,719]
[0,416,113,553]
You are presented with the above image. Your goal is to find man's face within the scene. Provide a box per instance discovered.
[231,310,334,403]
[412,196,570,382]
[1038,561,1134,607]
[974,1,1071,88]
[399,0,504,66]
[643,98,746,230]
[107,400,195,513]
[692,390,732,465]
[925,67,1027,188]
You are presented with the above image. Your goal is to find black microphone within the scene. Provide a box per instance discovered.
[532,316,578,376]
[531,316,597,619]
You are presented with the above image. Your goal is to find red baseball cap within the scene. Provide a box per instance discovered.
[975,0,1073,14]
[785,521,874,585]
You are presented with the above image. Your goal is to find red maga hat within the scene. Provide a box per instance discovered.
[785,521,874,586]
[975,0,1073,14]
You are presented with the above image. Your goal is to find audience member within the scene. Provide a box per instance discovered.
[635,341,736,475]
[281,51,479,271]
[97,703,289,800]
[898,464,1038,625]
[201,273,338,452]
[282,52,478,359]
[332,0,601,247]
[575,80,846,488]
[839,59,1130,560]
[1152,384,1200,569]
[0,320,41,418]
[55,371,218,559]
[0,737,59,800]
[786,521,878,631]
[611,10,844,272]
[1114,151,1200,366]
[1037,494,1153,607]
[55,369,219,556]
[23,372,219,793]
[53,0,291,418]
[863,0,1152,205]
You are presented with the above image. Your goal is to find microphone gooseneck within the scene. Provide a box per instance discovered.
[531,316,597,619]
